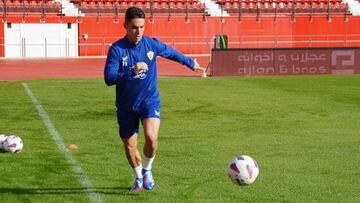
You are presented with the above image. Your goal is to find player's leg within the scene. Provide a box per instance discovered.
[141,118,160,190]
[121,134,142,168]
[139,100,161,191]
[117,109,143,191]
[121,134,143,192]
[140,102,161,160]
[142,118,160,159]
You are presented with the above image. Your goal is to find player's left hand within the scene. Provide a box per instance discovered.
[192,59,204,72]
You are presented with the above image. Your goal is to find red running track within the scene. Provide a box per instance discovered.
[0,56,210,81]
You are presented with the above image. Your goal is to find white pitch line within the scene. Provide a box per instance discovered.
[22,83,103,203]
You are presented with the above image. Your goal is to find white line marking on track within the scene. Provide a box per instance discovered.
[22,83,103,203]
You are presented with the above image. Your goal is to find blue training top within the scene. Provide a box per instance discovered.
[104,36,195,111]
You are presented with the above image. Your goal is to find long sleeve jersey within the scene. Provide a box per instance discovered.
[104,36,195,111]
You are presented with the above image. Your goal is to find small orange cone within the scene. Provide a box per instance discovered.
[66,144,79,150]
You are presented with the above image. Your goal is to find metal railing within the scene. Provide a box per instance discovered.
[77,34,360,56]
[1,34,359,57]
[3,37,77,57]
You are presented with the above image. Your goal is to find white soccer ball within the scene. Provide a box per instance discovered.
[3,135,23,153]
[228,155,259,185]
[0,134,8,151]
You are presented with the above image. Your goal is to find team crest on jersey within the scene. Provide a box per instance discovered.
[147,51,154,60]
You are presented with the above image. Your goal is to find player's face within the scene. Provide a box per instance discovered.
[124,18,145,44]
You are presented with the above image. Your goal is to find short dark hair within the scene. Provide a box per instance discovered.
[125,7,145,21]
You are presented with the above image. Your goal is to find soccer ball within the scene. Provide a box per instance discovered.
[0,134,8,151]
[3,135,23,153]
[228,155,259,185]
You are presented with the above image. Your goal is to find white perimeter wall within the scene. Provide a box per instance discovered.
[5,23,78,58]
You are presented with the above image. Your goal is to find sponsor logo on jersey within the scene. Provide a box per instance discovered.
[122,56,128,67]
[132,68,147,80]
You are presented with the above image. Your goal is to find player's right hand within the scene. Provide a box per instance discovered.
[134,62,148,74]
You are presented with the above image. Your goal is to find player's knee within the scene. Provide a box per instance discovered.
[145,133,157,143]
[123,139,137,152]
[146,138,158,150]
[124,143,137,153]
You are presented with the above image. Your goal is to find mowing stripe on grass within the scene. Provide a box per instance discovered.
[22,83,103,203]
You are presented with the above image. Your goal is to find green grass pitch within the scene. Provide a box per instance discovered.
[0,75,360,202]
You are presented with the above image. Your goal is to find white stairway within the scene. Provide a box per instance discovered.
[54,0,82,16]
[199,0,230,17]
[342,0,360,15]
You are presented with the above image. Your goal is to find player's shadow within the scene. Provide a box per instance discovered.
[0,186,139,196]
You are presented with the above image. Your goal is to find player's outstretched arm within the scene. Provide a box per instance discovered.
[153,38,206,77]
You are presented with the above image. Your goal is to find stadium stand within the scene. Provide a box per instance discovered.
[215,0,347,14]
[68,0,206,14]
[0,0,359,58]
[0,0,354,16]
[0,0,61,14]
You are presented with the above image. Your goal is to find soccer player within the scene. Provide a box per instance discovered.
[104,7,204,192]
